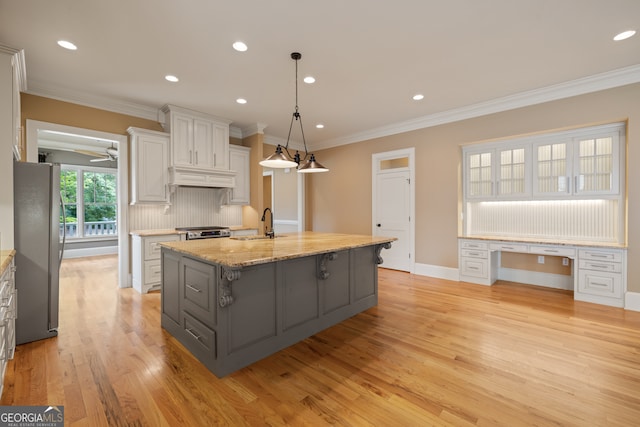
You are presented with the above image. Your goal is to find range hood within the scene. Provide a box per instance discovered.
[169,166,236,188]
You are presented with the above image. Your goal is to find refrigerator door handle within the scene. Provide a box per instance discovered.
[59,191,66,266]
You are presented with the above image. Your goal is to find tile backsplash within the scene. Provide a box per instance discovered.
[129,186,243,231]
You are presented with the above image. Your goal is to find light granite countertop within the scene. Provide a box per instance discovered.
[160,231,396,268]
[0,250,16,276]
[130,229,187,237]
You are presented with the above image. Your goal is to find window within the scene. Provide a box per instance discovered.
[60,165,117,239]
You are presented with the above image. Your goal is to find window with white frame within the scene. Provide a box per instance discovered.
[60,165,118,239]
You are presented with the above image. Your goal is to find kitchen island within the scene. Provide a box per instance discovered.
[159,232,394,377]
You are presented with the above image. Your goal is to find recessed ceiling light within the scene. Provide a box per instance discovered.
[57,40,77,50]
[613,30,636,41]
[316,124,324,129]
[165,75,179,83]
[236,98,247,104]
[303,76,316,84]
[233,41,248,52]
[413,94,425,101]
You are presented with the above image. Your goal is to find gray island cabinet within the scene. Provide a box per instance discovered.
[159,232,394,377]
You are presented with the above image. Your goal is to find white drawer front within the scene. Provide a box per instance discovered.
[489,243,528,252]
[460,257,488,279]
[144,260,162,284]
[577,270,622,298]
[144,234,180,260]
[579,260,622,273]
[529,245,576,258]
[461,240,487,250]
[461,249,488,259]
[579,249,622,263]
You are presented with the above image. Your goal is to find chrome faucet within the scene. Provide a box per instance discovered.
[261,208,274,238]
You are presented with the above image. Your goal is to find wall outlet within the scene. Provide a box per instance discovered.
[537,255,545,264]
[562,257,569,266]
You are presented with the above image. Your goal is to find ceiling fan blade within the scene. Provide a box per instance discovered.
[75,149,106,158]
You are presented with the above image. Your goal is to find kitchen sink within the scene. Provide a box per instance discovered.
[230,235,287,241]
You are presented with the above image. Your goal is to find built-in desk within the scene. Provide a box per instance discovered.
[458,237,627,308]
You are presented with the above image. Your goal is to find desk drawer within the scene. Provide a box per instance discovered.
[461,241,487,250]
[489,243,528,252]
[577,270,622,299]
[578,260,622,273]
[579,249,622,263]
[461,249,488,259]
[460,257,489,279]
[529,245,576,258]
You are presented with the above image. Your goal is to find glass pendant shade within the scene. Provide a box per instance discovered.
[297,154,329,173]
[259,145,298,168]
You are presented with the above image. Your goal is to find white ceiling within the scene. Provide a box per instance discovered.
[1,0,639,151]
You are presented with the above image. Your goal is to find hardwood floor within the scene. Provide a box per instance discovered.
[2,255,640,426]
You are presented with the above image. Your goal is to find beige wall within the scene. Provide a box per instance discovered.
[308,83,640,292]
[21,93,163,147]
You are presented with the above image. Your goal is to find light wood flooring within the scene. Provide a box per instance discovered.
[2,255,640,426]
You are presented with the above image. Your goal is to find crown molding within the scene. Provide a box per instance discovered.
[0,45,27,91]
[26,79,161,121]
[309,64,640,151]
[240,123,268,138]
[24,63,640,151]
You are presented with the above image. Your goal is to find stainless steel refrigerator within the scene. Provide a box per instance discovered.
[13,161,63,344]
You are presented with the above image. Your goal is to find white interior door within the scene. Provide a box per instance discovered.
[373,149,414,272]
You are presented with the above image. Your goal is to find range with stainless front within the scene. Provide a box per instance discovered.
[175,226,230,240]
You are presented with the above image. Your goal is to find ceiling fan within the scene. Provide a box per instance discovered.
[85,144,118,162]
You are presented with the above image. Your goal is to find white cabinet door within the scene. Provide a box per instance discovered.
[171,112,194,167]
[533,140,571,196]
[497,145,529,198]
[128,127,170,204]
[573,131,620,196]
[465,149,494,199]
[229,145,250,204]
[212,122,229,170]
[193,118,214,169]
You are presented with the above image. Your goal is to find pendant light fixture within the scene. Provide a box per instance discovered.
[259,52,328,173]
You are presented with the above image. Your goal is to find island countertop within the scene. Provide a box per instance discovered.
[159,231,396,268]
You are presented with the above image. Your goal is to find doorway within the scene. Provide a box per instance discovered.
[26,120,129,288]
[372,148,415,272]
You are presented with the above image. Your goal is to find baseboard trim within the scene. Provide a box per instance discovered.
[625,292,640,312]
[414,263,459,282]
[63,246,118,259]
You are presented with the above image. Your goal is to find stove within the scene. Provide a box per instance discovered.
[176,226,231,240]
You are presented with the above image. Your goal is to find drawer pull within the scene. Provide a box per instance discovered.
[468,252,481,257]
[502,246,515,250]
[590,263,610,270]
[543,249,559,253]
[186,283,202,293]
[468,266,479,271]
[185,328,202,341]
[590,281,608,288]
[589,253,611,259]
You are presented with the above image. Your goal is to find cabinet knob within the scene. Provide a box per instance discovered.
[377,224,381,227]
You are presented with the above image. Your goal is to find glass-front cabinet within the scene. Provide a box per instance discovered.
[464,145,529,200]
[532,126,620,197]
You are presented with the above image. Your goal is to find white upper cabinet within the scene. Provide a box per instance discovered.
[161,104,231,171]
[532,124,621,197]
[464,144,530,200]
[464,122,624,202]
[128,127,170,205]
[228,145,251,205]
